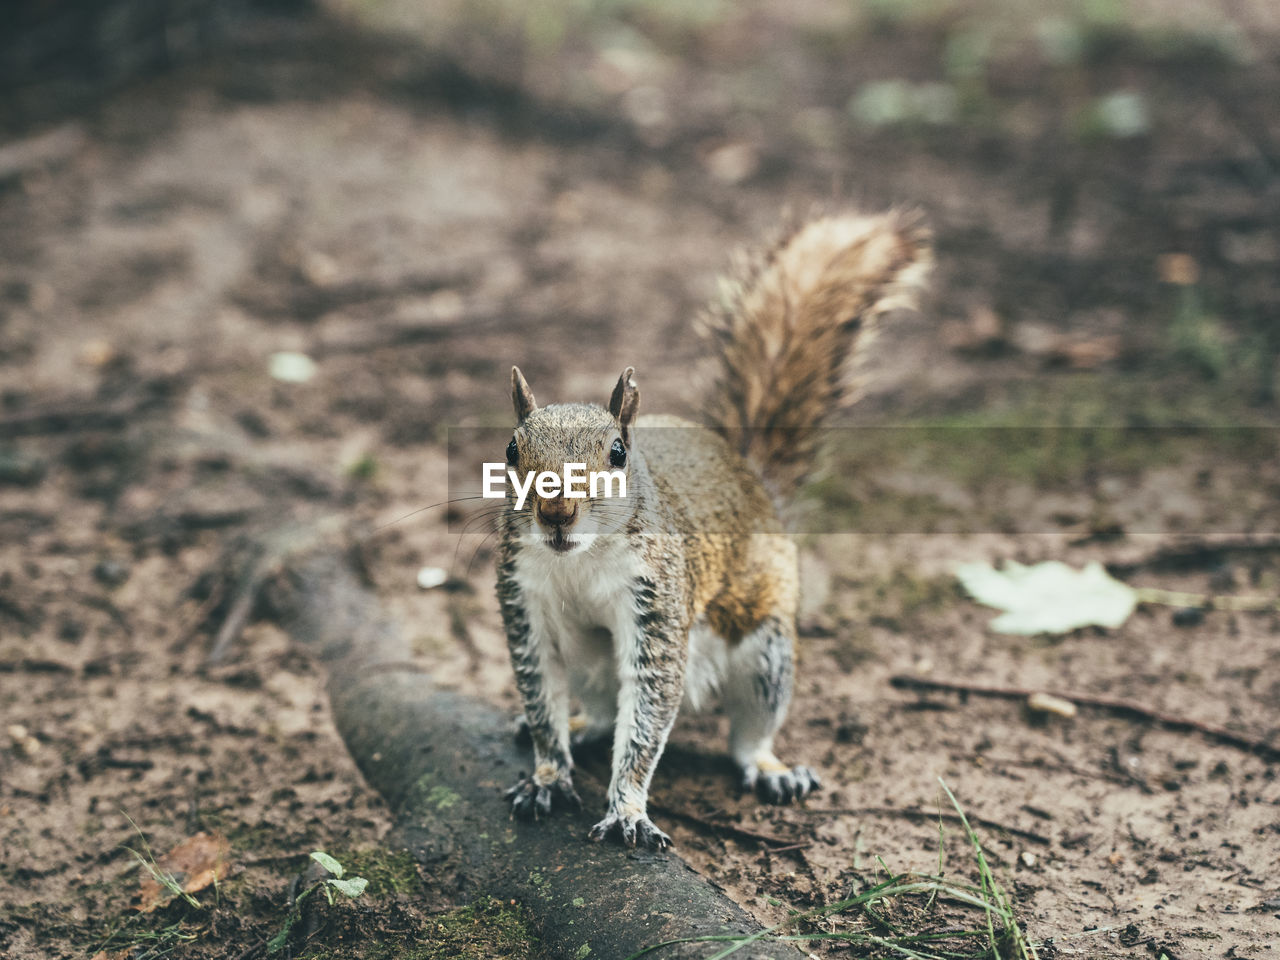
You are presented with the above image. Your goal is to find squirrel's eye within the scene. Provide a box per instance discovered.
[506,437,518,465]
[609,438,627,468]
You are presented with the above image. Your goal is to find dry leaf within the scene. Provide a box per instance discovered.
[135,830,231,913]
[956,560,1137,634]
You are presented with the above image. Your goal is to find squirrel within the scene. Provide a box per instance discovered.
[497,211,932,848]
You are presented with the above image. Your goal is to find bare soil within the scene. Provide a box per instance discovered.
[1,3,1278,958]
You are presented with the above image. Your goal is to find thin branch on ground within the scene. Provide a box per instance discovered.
[889,674,1280,762]
[1104,536,1280,576]
[231,936,267,960]
[647,801,808,851]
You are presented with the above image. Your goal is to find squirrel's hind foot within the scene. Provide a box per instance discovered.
[742,762,821,805]
[506,772,582,820]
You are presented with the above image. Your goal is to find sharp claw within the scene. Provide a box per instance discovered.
[588,815,615,843]
[589,812,671,849]
[637,821,672,850]
[504,773,528,799]
[747,764,822,805]
[793,766,819,797]
[507,772,576,820]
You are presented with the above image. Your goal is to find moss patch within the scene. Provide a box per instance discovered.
[336,847,421,898]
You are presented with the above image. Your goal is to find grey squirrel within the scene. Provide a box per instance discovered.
[497,212,932,848]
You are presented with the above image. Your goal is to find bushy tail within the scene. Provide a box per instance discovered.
[700,210,932,508]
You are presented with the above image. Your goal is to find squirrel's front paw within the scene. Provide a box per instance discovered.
[505,770,581,820]
[588,808,672,850]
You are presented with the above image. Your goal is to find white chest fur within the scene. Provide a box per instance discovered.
[512,537,643,638]
[511,537,726,716]
[511,537,645,710]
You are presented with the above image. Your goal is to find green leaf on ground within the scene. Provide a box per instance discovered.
[328,877,369,899]
[310,851,344,878]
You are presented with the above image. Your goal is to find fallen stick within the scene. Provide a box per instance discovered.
[889,675,1280,763]
[273,549,802,960]
[1104,536,1280,577]
[646,800,807,852]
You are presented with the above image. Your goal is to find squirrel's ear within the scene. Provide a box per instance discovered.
[608,366,640,444]
[511,366,537,422]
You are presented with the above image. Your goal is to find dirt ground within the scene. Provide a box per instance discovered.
[2,1,1278,958]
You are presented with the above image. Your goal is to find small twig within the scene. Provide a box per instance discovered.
[804,806,1051,846]
[1134,585,1279,612]
[890,675,1280,762]
[0,657,75,673]
[647,801,807,851]
[762,842,810,855]
[206,578,261,666]
[1105,536,1280,577]
[175,578,227,650]
[230,936,267,960]
[203,517,349,665]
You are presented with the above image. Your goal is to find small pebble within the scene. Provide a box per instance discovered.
[0,449,45,487]
[269,352,317,384]
[416,566,448,590]
[1020,851,1037,868]
[93,558,130,588]
[1171,607,1205,628]
[7,724,40,758]
[57,617,85,643]
[78,339,117,368]
[1027,691,1078,718]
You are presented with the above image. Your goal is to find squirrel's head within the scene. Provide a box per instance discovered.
[505,365,639,556]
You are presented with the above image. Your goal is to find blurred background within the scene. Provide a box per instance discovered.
[1,1,1277,957]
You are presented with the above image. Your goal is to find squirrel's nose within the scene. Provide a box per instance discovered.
[537,497,579,528]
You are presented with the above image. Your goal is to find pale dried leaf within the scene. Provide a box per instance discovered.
[956,560,1137,635]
